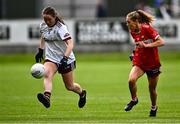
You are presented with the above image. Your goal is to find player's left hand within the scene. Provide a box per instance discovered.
[60,56,68,67]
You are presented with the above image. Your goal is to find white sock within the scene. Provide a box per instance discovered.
[151,106,157,111]
[132,97,137,102]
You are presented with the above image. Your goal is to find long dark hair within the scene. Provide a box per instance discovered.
[42,6,65,24]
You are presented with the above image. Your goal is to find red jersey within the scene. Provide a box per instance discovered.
[130,24,161,70]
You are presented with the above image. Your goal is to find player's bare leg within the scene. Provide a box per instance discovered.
[37,62,57,108]
[148,75,159,117]
[125,66,144,111]
[62,71,86,108]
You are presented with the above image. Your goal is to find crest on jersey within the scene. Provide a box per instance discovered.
[64,33,70,38]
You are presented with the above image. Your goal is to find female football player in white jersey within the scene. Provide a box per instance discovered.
[35,6,86,108]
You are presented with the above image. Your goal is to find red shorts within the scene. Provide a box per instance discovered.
[134,64,161,77]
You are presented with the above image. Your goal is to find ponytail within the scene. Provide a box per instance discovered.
[127,10,155,25]
[55,15,65,25]
[136,10,155,24]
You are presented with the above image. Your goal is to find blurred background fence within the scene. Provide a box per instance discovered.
[0,0,180,53]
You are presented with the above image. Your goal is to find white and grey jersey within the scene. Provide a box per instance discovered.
[40,21,75,64]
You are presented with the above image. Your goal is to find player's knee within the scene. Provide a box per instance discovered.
[128,78,136,85]
[149,85,156,93]
[149,90,157,96]
[44,69,49,77]
[44,71,52,78]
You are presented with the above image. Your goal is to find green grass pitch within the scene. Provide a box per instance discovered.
[0,52,180,123]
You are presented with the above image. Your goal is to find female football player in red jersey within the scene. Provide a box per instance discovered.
[124,10,164,117]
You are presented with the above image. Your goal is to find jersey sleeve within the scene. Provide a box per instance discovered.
[58,24,71,41]
[39,22,46,34]
[146,25,160,41]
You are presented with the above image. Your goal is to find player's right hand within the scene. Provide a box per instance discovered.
[35,48,44,63]
[60,56,68,67]
[129,54,133,61]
